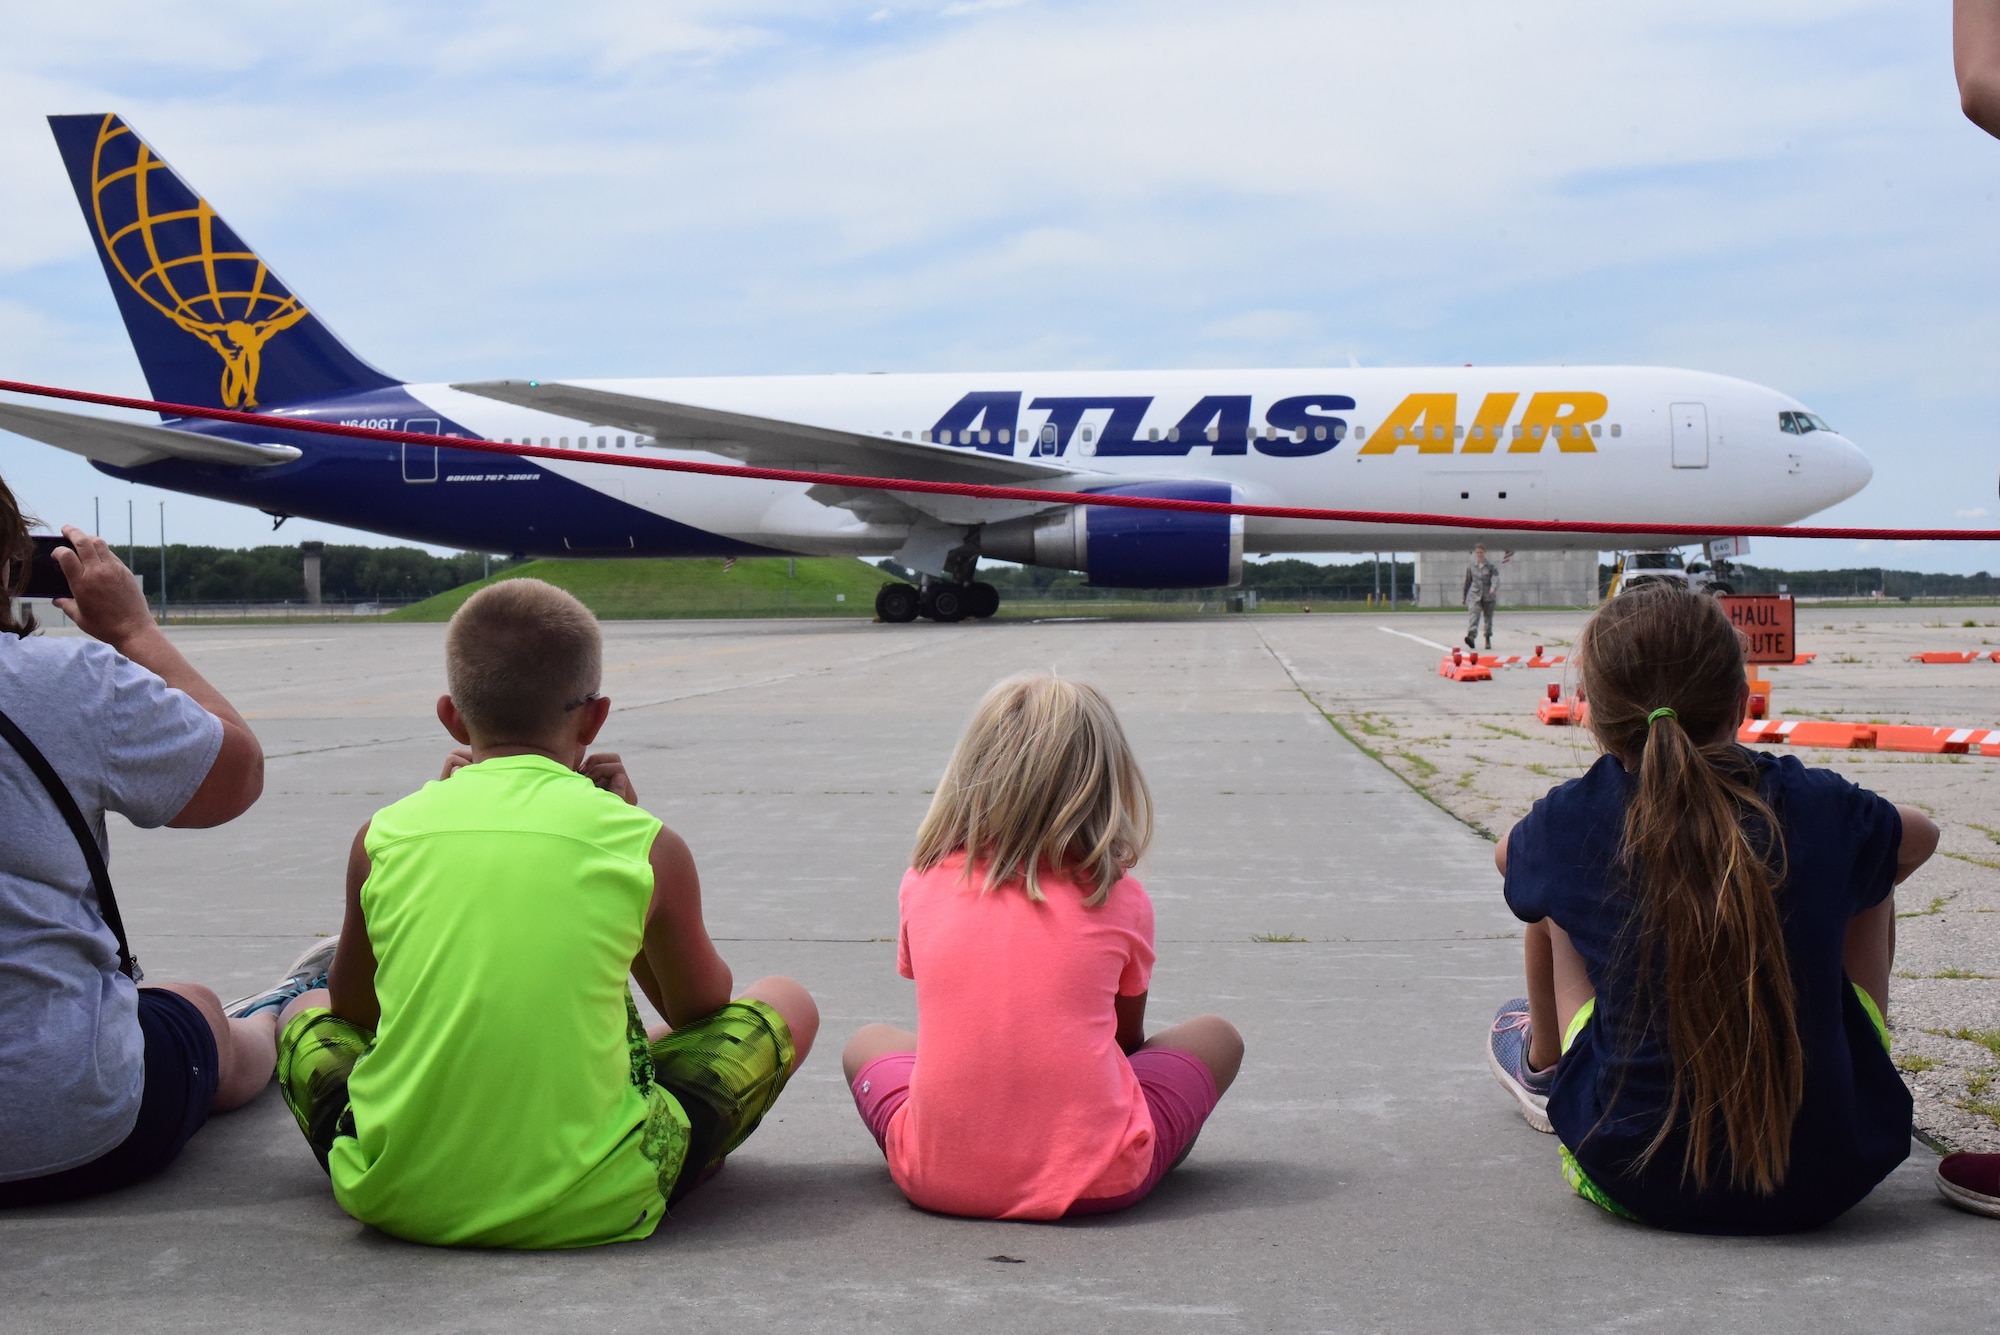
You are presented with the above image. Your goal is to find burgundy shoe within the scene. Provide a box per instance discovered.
[1937,1152,2000,1219]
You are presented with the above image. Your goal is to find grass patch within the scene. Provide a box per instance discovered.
[1525,762,1557,779]
[1478,722,1533,741]
[1393,749,1439,778]
[1969,823,2000,845]
[386,556,888,622]
[1931,968,1997,980]
[1940,850,2000,873]
[1897,1053,1941,1074]
[1348,712,1398,739]
[1927,1028,2000,1060]
[1898,895,1951,919]
[1250,933,1309,943]
[1455,770,1478,789]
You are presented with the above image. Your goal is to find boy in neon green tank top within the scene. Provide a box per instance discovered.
[270,579,819,1248]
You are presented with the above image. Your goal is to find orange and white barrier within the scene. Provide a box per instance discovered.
[1909,651,1999,664]
[1537,682,1587,725]
[1439,648,1492,682]
[1739,719,2000,754]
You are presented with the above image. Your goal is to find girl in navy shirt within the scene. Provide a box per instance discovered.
[1486,585,1938,1233]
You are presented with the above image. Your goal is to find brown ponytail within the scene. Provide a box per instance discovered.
[0,474,39,638]
[1579,583,1799,1194]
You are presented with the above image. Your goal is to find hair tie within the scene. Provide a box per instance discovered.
[1646,707,1677,727]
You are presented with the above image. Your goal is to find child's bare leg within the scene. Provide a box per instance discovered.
[1525,920,1561,1071]
[842,1024,918,1084]
[736,976,819,1073]
[1142,1015,1244,1096]
[146,981,277,1112]
[1524,918,1594,1072]
[1844,894,1896,1017]
[278,987,330,1031]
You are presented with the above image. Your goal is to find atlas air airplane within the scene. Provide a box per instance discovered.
[0,113,1873,621]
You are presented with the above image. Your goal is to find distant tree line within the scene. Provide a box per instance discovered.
[108,544,512,605]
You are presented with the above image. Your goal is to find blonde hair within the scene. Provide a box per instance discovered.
[911,673,1151,906]
[444,578,602,742]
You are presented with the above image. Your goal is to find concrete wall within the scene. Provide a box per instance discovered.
[1413,548,1600,607]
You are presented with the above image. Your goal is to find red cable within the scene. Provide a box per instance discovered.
[3,377,1994,541]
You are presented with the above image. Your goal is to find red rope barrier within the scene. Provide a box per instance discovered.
[3,378,1994,542]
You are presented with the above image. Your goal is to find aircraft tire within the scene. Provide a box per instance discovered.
[967,582,1000,619]
[925,584,970,623]
[875,582,920,623]
[1707,582,1734,596]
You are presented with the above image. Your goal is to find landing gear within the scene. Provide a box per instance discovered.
[878,578,1001,623]
[875,582,920,623]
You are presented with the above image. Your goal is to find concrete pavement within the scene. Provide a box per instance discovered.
[2,616,1993,1333]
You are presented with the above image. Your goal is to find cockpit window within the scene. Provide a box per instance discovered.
[1780,410,1836,435]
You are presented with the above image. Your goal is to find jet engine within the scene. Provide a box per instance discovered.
[980,481,1243,589]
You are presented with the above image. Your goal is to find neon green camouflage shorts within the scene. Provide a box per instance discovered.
[278,995,795,1202]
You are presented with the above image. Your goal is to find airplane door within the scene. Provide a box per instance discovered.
[1670,402,1709,469]
[403,418,440,483]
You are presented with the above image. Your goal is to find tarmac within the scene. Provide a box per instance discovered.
[3,614,1996,1333]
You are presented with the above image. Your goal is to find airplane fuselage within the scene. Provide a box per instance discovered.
[122,365,1871,562]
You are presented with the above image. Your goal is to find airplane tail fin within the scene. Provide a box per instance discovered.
[46,113,399,412]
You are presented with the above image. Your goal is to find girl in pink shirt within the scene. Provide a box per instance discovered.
[843,673,1243,1220]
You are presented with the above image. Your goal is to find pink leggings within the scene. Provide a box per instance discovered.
[849,1045,1220,1216]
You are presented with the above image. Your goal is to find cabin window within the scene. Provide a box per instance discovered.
[1313,425,1326,441]
[1207,427,1220,443]
[1000,428,1012,443]
[1167,427,1180,442]
[541,437,551,447]
[1589,424,1600,438]
[1511,425,1523,439]
[1333,423,1347,440]
[1394,425,1406,440]
[1469,425,1482,441]
[1610,424,1621,437]
[1454,424,1464,439]
[980,429,992,445]
[1353,425,1366,440]
[1082,427,1094,442]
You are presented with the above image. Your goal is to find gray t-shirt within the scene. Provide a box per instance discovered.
[0,633,221,1181]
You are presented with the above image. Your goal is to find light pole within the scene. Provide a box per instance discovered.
[158,501,167,621]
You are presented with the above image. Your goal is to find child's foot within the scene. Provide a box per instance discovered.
[1487,999,1555,1133]
[226,939,338,1018]
[1937,1153,2000,1218]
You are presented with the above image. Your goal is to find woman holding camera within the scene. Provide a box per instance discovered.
[0,476,282,1205]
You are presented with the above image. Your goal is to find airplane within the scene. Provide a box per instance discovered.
[0,113,1874,622]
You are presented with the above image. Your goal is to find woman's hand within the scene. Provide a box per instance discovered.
[581,751,638,804]
[50,526,154,650]
[439,747,475,780]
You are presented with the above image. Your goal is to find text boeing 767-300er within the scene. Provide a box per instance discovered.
[0,114,1872,620]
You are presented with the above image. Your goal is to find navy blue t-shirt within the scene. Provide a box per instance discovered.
[1505,750,1911,1234]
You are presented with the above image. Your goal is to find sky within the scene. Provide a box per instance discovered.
[0,0,1995,572]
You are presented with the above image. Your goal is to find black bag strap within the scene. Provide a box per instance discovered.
[0,703,140,981]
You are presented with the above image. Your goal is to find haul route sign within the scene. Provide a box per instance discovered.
[1718,594,1795,665]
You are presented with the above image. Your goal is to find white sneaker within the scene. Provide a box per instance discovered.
[226,938,338,1018]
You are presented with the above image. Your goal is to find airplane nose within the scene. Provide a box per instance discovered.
[1840,436,1873,499]
[1832,435,1872,503]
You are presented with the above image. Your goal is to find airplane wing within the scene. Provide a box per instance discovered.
[0,402,303,469]
[449,379,1098,524]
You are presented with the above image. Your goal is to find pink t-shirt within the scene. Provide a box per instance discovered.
[885,853,1157,1220]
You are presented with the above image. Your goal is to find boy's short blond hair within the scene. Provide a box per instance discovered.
[911,672,1151,906]
[444,579,602,742]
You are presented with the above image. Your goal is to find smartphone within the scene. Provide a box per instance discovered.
[21,535,74,600]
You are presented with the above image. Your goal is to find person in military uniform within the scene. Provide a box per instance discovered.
[1463,544,1500,651]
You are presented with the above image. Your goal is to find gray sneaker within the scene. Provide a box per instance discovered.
[226,938,338,1018]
